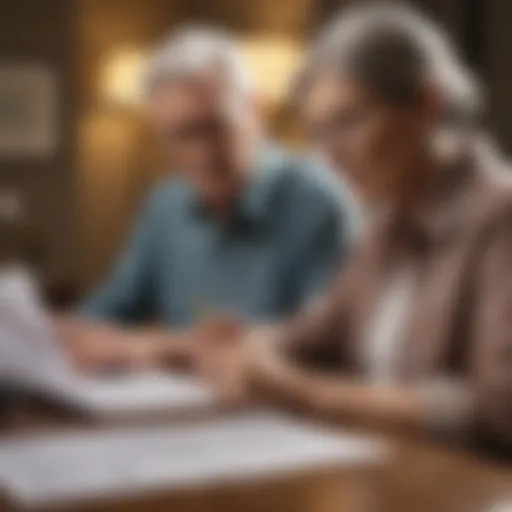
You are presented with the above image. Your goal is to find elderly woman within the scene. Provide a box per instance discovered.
[202,4,512,452]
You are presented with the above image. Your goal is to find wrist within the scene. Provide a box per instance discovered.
[159,331,195,366]
[251,345,313,405]
[122,331,191,369]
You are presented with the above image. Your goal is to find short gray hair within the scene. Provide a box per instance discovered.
[143,27,253,99]
[295,3,482,127]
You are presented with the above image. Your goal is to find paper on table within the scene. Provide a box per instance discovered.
[0,267,70,378]
[0,410,389,508]
[0,268,215,418]
[52,371,215,417]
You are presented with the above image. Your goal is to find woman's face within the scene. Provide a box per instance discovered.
[303,72,433,205]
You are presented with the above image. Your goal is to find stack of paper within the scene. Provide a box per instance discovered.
[0,411,388,508]
[0,268,215,418]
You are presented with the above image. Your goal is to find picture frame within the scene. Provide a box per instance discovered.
[0,64,58,158]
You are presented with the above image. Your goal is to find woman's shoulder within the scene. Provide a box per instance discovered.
[471,146,512,235]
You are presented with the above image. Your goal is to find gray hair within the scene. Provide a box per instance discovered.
[295,3,482,127]
[143,27,253,99]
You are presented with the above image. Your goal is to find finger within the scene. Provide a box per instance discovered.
[198,316,244,344]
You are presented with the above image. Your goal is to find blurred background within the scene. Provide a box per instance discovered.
[0,0,508,305]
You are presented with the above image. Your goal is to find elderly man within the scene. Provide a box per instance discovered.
[59,29,355,371]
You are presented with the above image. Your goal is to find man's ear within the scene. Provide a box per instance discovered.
[244,91,269,137]
[251,90,273,120]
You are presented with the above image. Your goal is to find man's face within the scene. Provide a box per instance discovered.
[146,77,258,202]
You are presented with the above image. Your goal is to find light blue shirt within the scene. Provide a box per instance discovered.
[80,145,357,326]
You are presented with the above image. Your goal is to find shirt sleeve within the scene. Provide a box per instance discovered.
[414,376,476,438]
[416,213,512,450]
[292,167,361,309]
[469,214,512,452]
[294,206,348,307]
[280,256,358,369]
[78,190,162,325]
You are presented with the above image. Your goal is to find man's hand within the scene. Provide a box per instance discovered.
[54,317,194,373]
[69,333,162,372]
[57,322,157,372]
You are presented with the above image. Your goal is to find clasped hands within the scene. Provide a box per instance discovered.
[59,317,372,419]
[58,316,256,404]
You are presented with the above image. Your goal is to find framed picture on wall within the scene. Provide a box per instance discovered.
[0,64,58,158]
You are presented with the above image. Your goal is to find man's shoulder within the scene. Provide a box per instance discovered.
[142,175,191,215]
[146,175,189,200]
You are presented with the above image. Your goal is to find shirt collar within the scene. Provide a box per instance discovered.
[380,146,483,250]
[237,142,284,226]
[187,141,284,230]
[415,152,476,241]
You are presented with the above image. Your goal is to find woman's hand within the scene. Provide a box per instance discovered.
[193,317,253,404]
[193,321,315,408]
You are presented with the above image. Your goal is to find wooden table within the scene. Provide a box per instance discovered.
[0,404,510,512]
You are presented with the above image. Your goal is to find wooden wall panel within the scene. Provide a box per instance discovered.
[0,0,77,286]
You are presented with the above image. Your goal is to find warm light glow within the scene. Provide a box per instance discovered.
[97,38,303,107]
[99,48,147,107]
[241,37,304,102]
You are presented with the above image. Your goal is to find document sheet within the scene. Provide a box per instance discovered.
[0,411,388,508]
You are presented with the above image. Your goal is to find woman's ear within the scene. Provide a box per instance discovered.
[419,82,445,125]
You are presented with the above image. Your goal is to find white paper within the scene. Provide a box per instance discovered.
[0,267,69,378]
[0,268,215,417]
[0,411,389,508]
[50,371,215,417]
